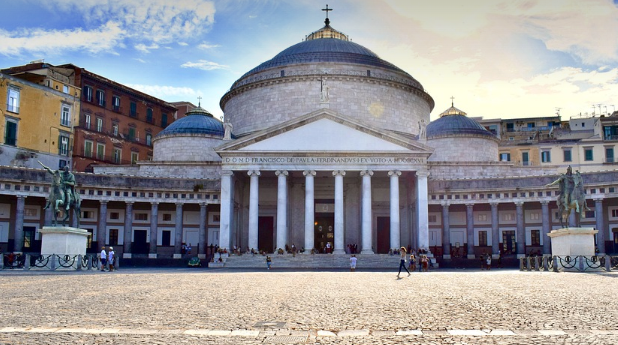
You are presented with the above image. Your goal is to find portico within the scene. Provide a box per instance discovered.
[216,110,433,254]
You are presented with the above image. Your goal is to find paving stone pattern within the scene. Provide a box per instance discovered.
[0,269,617,344]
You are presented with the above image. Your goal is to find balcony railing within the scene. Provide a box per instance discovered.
[6,104,19,113]
[74,147,136,165]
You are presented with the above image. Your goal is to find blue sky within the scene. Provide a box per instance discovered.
[1,0,618,121]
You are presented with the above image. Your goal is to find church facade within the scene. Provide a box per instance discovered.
[2,19,618,262]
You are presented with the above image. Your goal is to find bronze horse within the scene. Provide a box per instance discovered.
[41,162,81,227]
[556,173,590,228]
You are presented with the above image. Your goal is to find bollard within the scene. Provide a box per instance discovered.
[606,255,612,272]
[50,255,56,271]
[519,257,525,271]
[76,255,83,271]
[534,257,540,271]
[0,252,3,270]
[543,256,549,271]
[578,256,585,271]
[552,256,559,272]
[527,257,533,271]
[115,256,120,270]
[24,254,30,270]
[87,255,92,270]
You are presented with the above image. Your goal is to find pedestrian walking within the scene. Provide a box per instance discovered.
[397,247,411,278]
[108,247,115,272]
[266,256,272,270]
[486,254,492,270]
[100,246,107,271]
[350,255,357,272]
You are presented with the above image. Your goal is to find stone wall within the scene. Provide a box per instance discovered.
[153,136,223,162]
[428,162,555,180]
[426,137,499,162]
[223,64,432,137]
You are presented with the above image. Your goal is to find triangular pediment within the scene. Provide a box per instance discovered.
[216,109,433,155]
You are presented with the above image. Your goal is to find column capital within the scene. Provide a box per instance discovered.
[200,202,208,208]
[16,195,27,200]
[332,170,346,177]
[593,196,605,202]
[275,170,289,177]
[441,201,450,208]
[175,202,184,207]
[489,201,499,207]
[125,201,134,205]
[388,170,402,177]
[360,170,373,177]
[151,201,159,206]
[540,199,550,205]
[221,170,234,177]
[247,170,261,177]
[303,170,316,176]
[515,201,524,207]
[466,203,474,209]
[100,200,108,205]
[416,171,430,178]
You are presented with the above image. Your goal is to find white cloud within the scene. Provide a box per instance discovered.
[0,21,124,56]
[178,42,189,46]
[126,84,199,98]
[198,42,221,50]
[135,43,159,53]
[134,58,146,63]
[181,60,228,71]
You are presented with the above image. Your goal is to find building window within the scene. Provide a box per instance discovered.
[521,151,529,166]
[59,135,69,156]
[63,85,69,94]
[113,148,121,163]
[96,143,105,160]
[606,147,614,163]
[4,120,17,146]
[110,212,120,220]
[146,133,152,146]
[131,152,138,164]
[541,150,551,163]
[128,127,136,141]
[96,90,105,107]
[84,140,93,157]
[161,114,168,128]
[612,209,618,218]
[109,229,119,246]
[146,108,153,123]
[500,153,511,162]
[59,160,67,169]
[135,213,148,221]
[7,87,20,113]
[478,231,488,246]
[130,102,137,117]
[61,105,71,126]
[162,214,172,221]
[96,118,103,132]
[563,149,572,162]
[112,124,118,136]
[584,148,594,161]
[84,86,93,102]
[112,96,120,112]
[531,230,540,246]
[84,114,91,129]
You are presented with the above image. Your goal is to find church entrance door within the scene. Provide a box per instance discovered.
[133,230,148,254]
[258,216,274,253]
[314,216,334,253]
[502,231,516,254]
[376,217,390,254]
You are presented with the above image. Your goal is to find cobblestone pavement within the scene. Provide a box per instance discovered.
[1,269,617,344]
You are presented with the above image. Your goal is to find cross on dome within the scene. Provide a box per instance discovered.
[322,4,333,25]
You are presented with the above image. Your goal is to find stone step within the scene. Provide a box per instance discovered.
[211,254,438,269]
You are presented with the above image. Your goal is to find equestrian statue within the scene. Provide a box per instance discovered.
[39,161,81,227]
[545,166,590,227]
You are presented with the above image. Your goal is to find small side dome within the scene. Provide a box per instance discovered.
[155,106,224,139]
[426,104,495,139]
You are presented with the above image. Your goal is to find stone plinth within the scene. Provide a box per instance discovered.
[548,227,598,257]
[40,226,90,256]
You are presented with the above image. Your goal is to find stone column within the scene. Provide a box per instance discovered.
[199,203,207,258]
[14,196,26,252]
[466,203,475,259]
[388,170,401,251]
[360,170,374,254]
[219,171,234,251]
[44,199,53,226]
[248,170,260,252]
[333,170,346,254]
[275,170,288,251]
[594,198,605,255]
[441,202,451,259]
[490,202,500,257]
[123,202,133,256]
[515,201,525,257]
[174,203,183,256]
[541,200,551,255]
[417,171,430,251]
[98,201,108,246]
[304,170,316,252]
[149,202,158,257]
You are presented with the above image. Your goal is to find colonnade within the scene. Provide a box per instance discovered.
[218,169,430,254]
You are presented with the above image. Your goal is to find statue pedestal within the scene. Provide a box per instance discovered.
[548,227,598,270]
[40,226,90,256]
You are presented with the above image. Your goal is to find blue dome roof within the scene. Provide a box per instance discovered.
[156,107,224,138]
[232,37,419,89]
[426,114,495,139]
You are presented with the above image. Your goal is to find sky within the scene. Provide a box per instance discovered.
[1,0,618,121]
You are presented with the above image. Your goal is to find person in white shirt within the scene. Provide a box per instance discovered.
[108,247,115,272]
[350,255,357,272]
[100,247,107,271]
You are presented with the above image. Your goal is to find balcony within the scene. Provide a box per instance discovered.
[6,103,19,113]
[112,105,122,113]
[75,147,135,165]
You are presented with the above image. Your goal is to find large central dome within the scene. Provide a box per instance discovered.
[221,20,433,137]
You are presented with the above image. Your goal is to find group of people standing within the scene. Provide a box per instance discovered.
[99,246,115,272]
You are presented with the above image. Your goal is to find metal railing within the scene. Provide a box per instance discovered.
[1,253,113,271]
[519,255,615,272]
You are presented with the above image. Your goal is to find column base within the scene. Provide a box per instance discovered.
[148,253,157,259]
[123,253,132,259]
[516,254,526,259]
[360,249,375,255]
[467,254,476,259]
[442,254,451,260]
[173,254,182,259]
